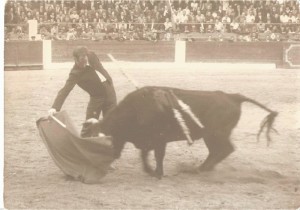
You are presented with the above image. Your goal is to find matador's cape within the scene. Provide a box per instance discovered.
[36,111,115,184]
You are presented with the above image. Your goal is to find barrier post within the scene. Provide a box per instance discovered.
[43,40,52,69]
[175,40,186,63]
[28,20,37,40]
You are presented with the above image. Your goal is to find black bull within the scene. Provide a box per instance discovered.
[88,86,278,179]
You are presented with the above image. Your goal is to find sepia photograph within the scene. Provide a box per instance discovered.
[3,0,300,209]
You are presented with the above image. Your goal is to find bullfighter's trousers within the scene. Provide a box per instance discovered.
[80,81,117,138]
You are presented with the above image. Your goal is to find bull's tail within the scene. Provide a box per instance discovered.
[233,94,278,146]
[256,112,278,146]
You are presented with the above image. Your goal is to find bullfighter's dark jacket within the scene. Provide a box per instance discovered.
[52,52,112,111]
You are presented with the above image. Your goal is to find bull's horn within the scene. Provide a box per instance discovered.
[96,133,113,147]
[85,118,99,124]
[98,133,113,139]
[98,133,106,137]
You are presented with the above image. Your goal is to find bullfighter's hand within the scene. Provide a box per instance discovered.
[48,108,57,116]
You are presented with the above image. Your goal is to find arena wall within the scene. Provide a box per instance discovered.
[186,42,284,64]
[4,40,300,70]
[51,40,175,62]
[4,41,43,70]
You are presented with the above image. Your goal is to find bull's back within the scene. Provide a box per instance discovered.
[136,86,242,127]
[170,88,242,130]
[137,87,242,137]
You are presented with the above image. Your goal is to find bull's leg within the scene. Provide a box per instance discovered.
[200,134,234,171]
[141,149,154,176]
[199,134,219,171]
[154,143,166,179]
[214,139,234,165]
[199,153,215,171]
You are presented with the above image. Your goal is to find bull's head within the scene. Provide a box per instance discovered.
[84,118,106,138]
[84,118,124,159]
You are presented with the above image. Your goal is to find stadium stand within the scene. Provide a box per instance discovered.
[4,0,300,42]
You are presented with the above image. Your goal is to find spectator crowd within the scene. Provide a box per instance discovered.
[4,0,300,41]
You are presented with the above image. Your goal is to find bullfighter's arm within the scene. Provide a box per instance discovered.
[88,52,113,84]
[51,73,77,111]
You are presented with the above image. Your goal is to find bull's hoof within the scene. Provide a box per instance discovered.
[154,173,163,180]
[144,167,164,179]
[154,170,164,180]
[144,167,155,176]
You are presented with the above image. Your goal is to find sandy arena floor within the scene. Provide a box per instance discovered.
[4,64,300,209]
